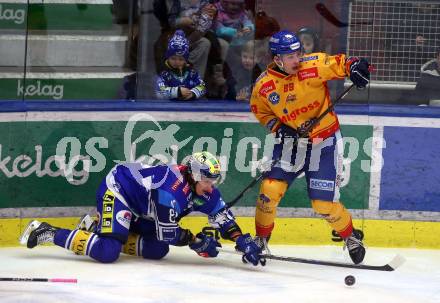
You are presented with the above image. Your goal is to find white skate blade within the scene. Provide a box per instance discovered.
[19,220,41,246]
[76,214,95,232]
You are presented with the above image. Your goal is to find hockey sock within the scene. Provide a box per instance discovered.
[311,200,353,238]
[255,178,288,237]
[54,228,122,263]
[122,233,169,260]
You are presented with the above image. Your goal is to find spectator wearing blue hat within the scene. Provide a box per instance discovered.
[155,30,206,101]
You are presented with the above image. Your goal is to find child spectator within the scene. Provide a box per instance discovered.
[153,0,212,78]
[155,30,206,101]
[296,27,320,54]
[224,40,262,101]
[215,0,255,48]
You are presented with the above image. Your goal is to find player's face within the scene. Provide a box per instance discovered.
[279,52,301,75]
[195,180,214,195]
[168,55,186,69]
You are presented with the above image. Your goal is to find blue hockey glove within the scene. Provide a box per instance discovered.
[189,232,221,258]
[349,57,370,89]
[276,124,298,141]
[235,233,264,266]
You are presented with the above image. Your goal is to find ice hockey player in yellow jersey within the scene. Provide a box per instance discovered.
[250,30,370,264]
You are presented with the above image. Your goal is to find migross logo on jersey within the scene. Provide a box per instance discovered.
[268,92,280,105]
[280,100,320,122]
[310,178,334,191]
[258,79,276,97]
[298,67,319,81]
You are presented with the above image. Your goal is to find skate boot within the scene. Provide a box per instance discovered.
[343,229,365,264]
[76,214,97,232]
[19,220,59,249]
[254,235,271,255]
[253,235,272,266]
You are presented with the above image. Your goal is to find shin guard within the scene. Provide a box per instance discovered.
[255,178,288,237]
[311,200,353,238]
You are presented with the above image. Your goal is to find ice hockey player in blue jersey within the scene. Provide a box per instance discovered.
[155,30,206,100]
[20,152,263,266]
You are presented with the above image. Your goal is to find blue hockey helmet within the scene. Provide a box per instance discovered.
[165,30,190,60]
[269,30,301,56]
[187,151,221,183]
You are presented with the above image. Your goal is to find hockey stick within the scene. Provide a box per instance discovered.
[225,84,355,209]
[316,3,372,27]
[0,277,78,283]
[218,248,405,271]
[260,253,405,271]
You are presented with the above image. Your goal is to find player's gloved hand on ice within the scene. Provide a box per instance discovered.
[189,232,221,258]
[348,57,370,89]
[235,233,264,266]
[276,124,298,141]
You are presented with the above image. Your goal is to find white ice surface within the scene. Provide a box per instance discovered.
[1,245,439,303]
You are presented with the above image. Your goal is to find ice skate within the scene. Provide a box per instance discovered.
[76,214,97,232]
[254,235,271,255]
[344,229,366,264]
[19,220,58,249]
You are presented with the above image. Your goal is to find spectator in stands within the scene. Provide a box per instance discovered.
[117,72,137,100]
[415,48,440,106]
[153,0,213,78]
[155,30,206,101]
[296,27,320,54]
[214,0,255,59]
[224,40,262,101]
[253,11,280,71]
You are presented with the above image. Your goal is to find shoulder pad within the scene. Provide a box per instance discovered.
[255,70,268,83]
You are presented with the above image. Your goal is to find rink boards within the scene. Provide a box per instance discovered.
[0,109,439,248]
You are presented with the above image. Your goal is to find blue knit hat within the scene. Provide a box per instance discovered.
[165,30,190,60]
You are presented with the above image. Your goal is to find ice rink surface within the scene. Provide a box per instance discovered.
[1,245,439,303]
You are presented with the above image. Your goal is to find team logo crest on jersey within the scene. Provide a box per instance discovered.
[286,94,296,103]
[268,92,280,105]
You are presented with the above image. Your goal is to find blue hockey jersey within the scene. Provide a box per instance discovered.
[106,163,234,245]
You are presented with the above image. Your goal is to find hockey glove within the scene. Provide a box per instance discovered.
[349,57,370,89]
[276,124,298,141]
[189,232,221,258]
[235,233,264,266]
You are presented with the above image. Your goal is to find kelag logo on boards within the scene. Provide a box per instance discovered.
[17,80,64,100]
[0,5,25,24]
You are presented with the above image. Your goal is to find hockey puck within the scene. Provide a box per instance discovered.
[344,275,355,286]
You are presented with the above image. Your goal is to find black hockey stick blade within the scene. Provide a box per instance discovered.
[316,3,348,27]
[316,3,372,27]
[0,277,78,283]
[261,253,406,271]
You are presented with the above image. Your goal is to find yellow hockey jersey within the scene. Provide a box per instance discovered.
[250,53,351,140]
